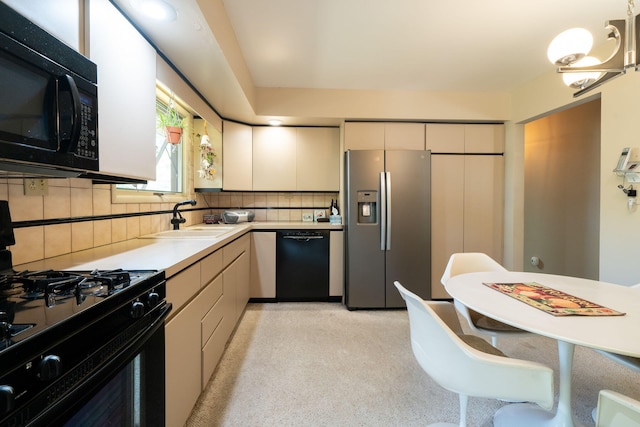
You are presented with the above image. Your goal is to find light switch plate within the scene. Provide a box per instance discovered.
[302,213,313,222]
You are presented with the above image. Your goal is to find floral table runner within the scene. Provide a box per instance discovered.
[482,282,626,316]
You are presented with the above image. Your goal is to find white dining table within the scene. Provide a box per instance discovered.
[444,271,640,427]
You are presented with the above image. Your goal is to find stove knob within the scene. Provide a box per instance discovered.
[131,301,145,319]
[147,291,160,308]
[39,355,62,381]
[0,385,14,415]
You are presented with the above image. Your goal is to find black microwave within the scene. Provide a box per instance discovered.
[0,3,98,177]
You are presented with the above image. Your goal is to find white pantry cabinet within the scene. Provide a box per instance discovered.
[88,0,157,181]
[428,124,505,299]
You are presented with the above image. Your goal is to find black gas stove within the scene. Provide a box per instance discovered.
[0,201,170,426]
[0,268,162,349]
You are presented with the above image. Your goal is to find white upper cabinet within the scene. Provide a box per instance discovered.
[252,127,297,191]
[2,0,80,51]
[88,0,157,180]
[344,122,385,150]
[296,127,340,191]
[426,123,504,154]
[344,122,425,151]
[232,126,340,191]
[222,121,253,191]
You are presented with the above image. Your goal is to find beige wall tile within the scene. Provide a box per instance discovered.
[93,220,112,247]
[242,192,255,207]
[92,187,111,216]
[11,227,44,266]
[111,218,127,243]
[44,185,71,219]
[278,193,292,207]
[9,183,43,221]
[139,214,151,236]
[230,192,242,207]
[44,224,72,258]
[253,209,266,221]
[70,187,92,217]
[266,193,278,208]
[71,222,93,252]
[266,209,279,222]
[218,193,230,207]
[254,193,267,207]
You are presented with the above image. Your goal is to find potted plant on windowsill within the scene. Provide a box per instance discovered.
[158,102,185,144]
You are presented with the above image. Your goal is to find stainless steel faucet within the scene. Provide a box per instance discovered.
[171,200,196,230]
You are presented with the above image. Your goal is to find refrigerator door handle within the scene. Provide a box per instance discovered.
[385,171,392,250]
[380,171,386,251]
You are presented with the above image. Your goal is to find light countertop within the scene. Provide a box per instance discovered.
[16,221,342,278]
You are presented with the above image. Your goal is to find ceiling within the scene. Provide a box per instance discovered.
[113,0,629,125]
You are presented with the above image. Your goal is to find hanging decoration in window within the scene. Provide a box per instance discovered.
[158,94,184,145]
[198,121,217,180]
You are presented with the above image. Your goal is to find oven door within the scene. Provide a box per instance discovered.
[29,303,171,427]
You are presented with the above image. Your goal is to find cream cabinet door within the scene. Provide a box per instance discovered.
[296,127,340,191]
[4,0,80,50]
[165,299,201,427]
[384,123,425,150]
[465,124,505,153]
[222,121,253,190]
[463,155,504,260]
[253,127,296,190]
[430,155,464,299]
[250,232,276,298]
[89,0,156,180]
[344,122,385,150]
[330,231,344,297]
[426,124,465,153]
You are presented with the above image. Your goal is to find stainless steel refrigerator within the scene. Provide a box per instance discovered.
[344,149,431,309]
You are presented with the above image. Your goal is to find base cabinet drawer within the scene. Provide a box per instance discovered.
[202,305,229,387]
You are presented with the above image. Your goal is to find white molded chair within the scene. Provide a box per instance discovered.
[441,252,527,346]
[596,390,640,427]
[394,281,554,427]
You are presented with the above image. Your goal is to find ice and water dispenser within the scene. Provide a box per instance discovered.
[357,191,377,224]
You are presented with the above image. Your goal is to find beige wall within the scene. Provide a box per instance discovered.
[523,100,600,279]
[508,61,640,284]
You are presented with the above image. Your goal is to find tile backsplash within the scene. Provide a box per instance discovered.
[1,177,338,266]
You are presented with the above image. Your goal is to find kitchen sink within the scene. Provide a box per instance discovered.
[140,227,235,239]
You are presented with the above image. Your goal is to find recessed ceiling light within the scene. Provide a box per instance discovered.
[130,0,177,22]
[268,119,282,126]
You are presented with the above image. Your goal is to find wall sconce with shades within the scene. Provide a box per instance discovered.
[547,0,639,97]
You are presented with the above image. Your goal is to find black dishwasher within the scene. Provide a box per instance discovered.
[276,230,330,301]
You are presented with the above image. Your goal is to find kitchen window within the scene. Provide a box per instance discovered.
[113,84,194,203]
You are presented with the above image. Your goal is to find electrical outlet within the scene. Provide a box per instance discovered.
[24,179,48,196]
[302,213,313,222]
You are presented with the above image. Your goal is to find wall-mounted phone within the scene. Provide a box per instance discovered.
[615,147,640,172]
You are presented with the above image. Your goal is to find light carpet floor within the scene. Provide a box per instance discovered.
[186,302,640,427]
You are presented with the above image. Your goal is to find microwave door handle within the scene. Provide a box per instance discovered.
[57,74,81,152]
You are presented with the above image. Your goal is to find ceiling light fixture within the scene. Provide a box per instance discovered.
[268,119,282,126]
[130,0,177,22]
[547,0,639,97]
